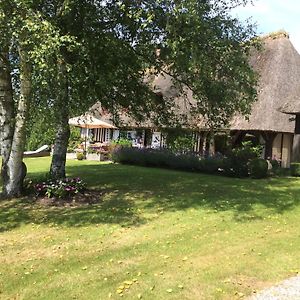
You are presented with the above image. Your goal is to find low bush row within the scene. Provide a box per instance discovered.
[111,147,269,179]
[290,163,300,177]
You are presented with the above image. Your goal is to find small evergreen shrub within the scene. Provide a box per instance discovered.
[249,158,268,179]
[76,152,85,160]
[290,163,300,177]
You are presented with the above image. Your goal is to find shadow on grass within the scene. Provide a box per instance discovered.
[1,163,300,232]
[0,191,144,232]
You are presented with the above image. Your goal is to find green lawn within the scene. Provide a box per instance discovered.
[1,157,300,299]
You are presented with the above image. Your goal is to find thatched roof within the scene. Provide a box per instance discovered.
[230,32,299,133]
[88,72,205,129]
[88,32,299,133]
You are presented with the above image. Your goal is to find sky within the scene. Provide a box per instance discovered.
[231,0,300,53]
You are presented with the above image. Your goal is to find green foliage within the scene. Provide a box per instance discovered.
[76,152,85,161]
[290,163,300,177]
[25,111,56,150]
[109,138,132,157]
[169,136,194,154]
[112,147,224,174]
[112,146,270,180]
[87,147,97,154]
[161,1,259,127]
[269,159,281,176]
[114,139,132,147]
[68,128,83,153]
[249,158,268,179]
[270,159,281,170]
[224,142,261,178]
[198,158,224,174]
[1,0,259,189]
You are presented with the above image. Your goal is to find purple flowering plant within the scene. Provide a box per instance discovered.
[34,177,86,198]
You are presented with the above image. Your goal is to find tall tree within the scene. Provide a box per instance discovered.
[0,2,33,197]
[46,0,257,179]
[0,0,60,197]
[1,0,258,196]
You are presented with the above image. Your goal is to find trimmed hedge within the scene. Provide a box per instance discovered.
[111,148,203,172]
[249,158,268,179]
[111,147,268,179]
[290,163,300,177]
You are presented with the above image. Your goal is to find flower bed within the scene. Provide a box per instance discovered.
[34,177,86,199]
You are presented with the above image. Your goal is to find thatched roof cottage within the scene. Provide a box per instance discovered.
[229,31,300,167]
[81,31,300,167]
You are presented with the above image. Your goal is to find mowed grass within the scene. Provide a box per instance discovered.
[1,158,300,299]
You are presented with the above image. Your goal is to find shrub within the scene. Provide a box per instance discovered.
[165,153,199,171]
[249,158,268,179]
[169,136,194,154]
[223,142,260,178]
[76,152,85,160]
[87,146,98,154]
[109,138,132,158]
[112,147,170,167]
[111,146,134,164]
[198,157,224,174]
[290,163,300,177]
[111,147,223,173]
[144,149,173,168]
[270,159,281,170]
[112,146,267,179]
[34,177,86,198]
[113,138,132,148]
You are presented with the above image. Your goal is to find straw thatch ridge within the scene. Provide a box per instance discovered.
[230,34,299,133]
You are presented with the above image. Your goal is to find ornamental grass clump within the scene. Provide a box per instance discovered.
[34,177,86,199]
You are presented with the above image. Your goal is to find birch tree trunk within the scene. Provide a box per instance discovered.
[50,60,70,179]
[2,44,32,197]
[0,48,15,196]
[0,49,31,197]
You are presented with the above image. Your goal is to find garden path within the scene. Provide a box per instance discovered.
[249,275,300,299]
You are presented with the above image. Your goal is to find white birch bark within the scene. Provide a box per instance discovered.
[50,60,70,179]
[0,48,15,196]
[1,43,31,197]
